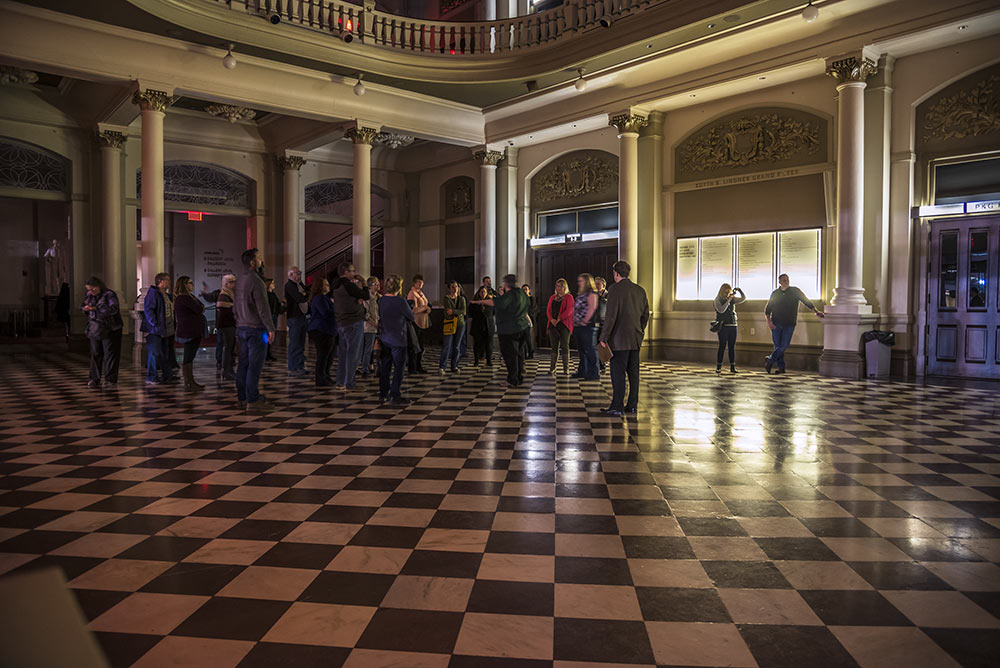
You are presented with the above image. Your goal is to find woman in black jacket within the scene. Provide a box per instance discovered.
[266,278,284,362]
[81,276,124,388]
[468,285,494,366]
[174,275,206,392]
[713,283,746,374]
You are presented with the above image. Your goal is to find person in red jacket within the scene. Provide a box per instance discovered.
[546,278,574,375]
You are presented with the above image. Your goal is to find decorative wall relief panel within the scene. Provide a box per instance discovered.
[918,64,1000,152]
[675,108,828,183]
[305,179,390,221]
[0,138,69,194]
[137,162,251,209]
[444,176,474,218]
[531,150,618,209]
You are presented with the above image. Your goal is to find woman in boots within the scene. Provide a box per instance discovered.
[546,278,574,375]
[174,275,206,392]
[713,283,745,374]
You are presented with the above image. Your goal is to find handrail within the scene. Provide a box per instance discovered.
[305,226,383,277]
[217,0,657,57]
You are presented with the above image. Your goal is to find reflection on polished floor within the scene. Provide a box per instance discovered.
[1,349,998,668]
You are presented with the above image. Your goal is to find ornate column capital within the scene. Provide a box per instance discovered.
[132,89,173,113]
[474,149,504,166]
[825,56,877,84]
[97,130,126,149]
[277,155,306,171]
[610,112,649,135]
[346,126,380,145]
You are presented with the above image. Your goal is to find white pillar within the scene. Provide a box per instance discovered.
[278,155,305,276]
[611,111,647,270]
[474,148,503,284]
[133,89,170,286]
[98,130,125,294]
[347,125,378,278]
[496,147,518,277]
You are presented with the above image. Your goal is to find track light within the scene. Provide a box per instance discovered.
[342,31,354,43]
[266,11,281,25]
[573,69,587,92]
[801,1,818,22]
[599,17,612,28]
[353,74,365,96]
[222,44,236,70]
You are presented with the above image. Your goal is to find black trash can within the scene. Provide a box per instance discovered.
[861,330,895,377]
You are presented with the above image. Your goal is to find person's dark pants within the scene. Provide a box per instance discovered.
[287,317,307,372]
[473,332,493,364]
[440,323,465,370]
[498,328,528,386]
[309,330,334,385]
[89,330,121,384]
[717,326,737,366]
[145,333,166,382]
[337,320,364,388]
[181,337,201,365]
[218,326,236,377]
[361,332,377,376]
[167,335,179,369]
[523,325,535,359]
[408,327,427,372]
[574,324,599,380]
[767,325,795,371]
[609,348,640,412]
[236,326,267,404]
[548,323,571,372]
[379,345,408,400]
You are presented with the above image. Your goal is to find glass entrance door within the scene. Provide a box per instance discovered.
[927,217,1000,378]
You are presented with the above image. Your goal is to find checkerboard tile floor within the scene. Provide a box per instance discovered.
[1,346,999,668]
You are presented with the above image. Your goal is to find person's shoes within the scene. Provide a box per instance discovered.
[485,361,493,367]
[387,397,410,406]
[715,366,722,374]
[730,366,738,374]
[774,368,786,374]
[439,369,446,376]
[103,381,118,389]
[222,372,236,381]
[450,366,458,373]
[144,378,160,386]
[316,380,335,387]
[87,380,99,388]
[603,408,624,417]
[237,400,247,409]
[378,395,387,404]
[624,407,638,415]
[246,399,275,413]
[764,356,774,373]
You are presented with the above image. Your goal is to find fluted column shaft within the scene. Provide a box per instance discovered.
[475,149,503,284]
[134,89,170,284]
[347,126,378,278]
[278,156,305,277]
[98,130,125,293]
[611,112,648,270]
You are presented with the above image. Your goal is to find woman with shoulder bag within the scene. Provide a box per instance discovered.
[440,281,467,374]
[81,276,124,388]
[546,278,575,375]
[572,273,600,381]
[713,283,746,374]
[173,275,207,392]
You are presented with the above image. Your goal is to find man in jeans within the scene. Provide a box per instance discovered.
[472,274,530,387]
[140,272,172,385]
[764,273,825,374]
[599,261,649,417]
[234,249,275,412]
[330,262,370,390]
[284,266,308,376]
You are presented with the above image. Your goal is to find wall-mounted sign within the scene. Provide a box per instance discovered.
[778,229,821,299]
[737,233,775,298]
[916,200,999,217]
[566,233,582,243]
[699,236,735,300]
[968,199,1000,213]
[676,238,698,299]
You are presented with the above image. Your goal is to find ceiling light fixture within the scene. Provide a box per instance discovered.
[353,74,365,96]
[801,1,819,23]
[573,69,587,92]
[222,44,237,70]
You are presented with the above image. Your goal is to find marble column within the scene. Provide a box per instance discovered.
[496,147,518,277]
[98,130,125,294]
[133,89,171,286]
[278,155,306,279]
[610,111,648,270]
[474,148,503,284]
[346,125,379,278]
[819,55,878,378]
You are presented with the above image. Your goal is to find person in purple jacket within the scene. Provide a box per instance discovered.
[307,278,337,387]
[377,274,414,405]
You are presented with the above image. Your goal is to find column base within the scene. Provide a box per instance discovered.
[819,307,878,379]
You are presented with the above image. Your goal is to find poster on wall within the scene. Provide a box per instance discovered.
[778,229,821,298]
[698,235,734,300]
[737,232,775,300]
[676,238,698,299]
[194,221,240,301]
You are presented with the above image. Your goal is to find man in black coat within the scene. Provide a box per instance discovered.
[284,266,309,376]
[598,261,649,417]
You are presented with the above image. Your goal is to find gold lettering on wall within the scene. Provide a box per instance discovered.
[923,74,1000,143]
[679,113,822,174]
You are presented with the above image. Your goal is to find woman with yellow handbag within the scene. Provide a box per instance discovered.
[440,280,468,374]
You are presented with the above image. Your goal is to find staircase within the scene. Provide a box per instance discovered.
[306,228,384,283]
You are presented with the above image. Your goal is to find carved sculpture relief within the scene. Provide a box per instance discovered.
[532,152,618,206]
[205,104,257,124]
[676,110,825,180]
[445,177,474,217]
[922,74,1000,143]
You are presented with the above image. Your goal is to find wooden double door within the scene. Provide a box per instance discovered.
[533,242,619,349]
[927,216,1000,378]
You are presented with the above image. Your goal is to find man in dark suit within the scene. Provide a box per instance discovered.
[599,260,649,417]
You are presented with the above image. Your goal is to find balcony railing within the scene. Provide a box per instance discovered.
[218,0,658,56]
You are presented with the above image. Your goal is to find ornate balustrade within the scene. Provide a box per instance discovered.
[215,0,659,56]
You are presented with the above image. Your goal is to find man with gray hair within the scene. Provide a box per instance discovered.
[284,266,308,376]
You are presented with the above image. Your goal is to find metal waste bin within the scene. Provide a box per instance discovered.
[862,330,894,378]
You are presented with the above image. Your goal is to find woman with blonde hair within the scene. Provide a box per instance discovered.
[572,273,600,381]
[173,275,206,392]
[546,277,574,375]
[713,282,745,374]
[215,273,237,381]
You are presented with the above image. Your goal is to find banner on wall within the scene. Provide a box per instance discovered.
[194,221,239,299]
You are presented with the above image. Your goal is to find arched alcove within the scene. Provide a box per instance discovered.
[304,178,391,221]
[137,161,254,211]
[0,137,70,196]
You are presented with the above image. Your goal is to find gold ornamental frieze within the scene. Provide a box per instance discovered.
[533,153,618,205]
[922,74,1000,143]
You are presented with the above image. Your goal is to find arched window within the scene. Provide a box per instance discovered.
[137,162,252,209]
[304,179,390,221]
[0,138,69,194]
